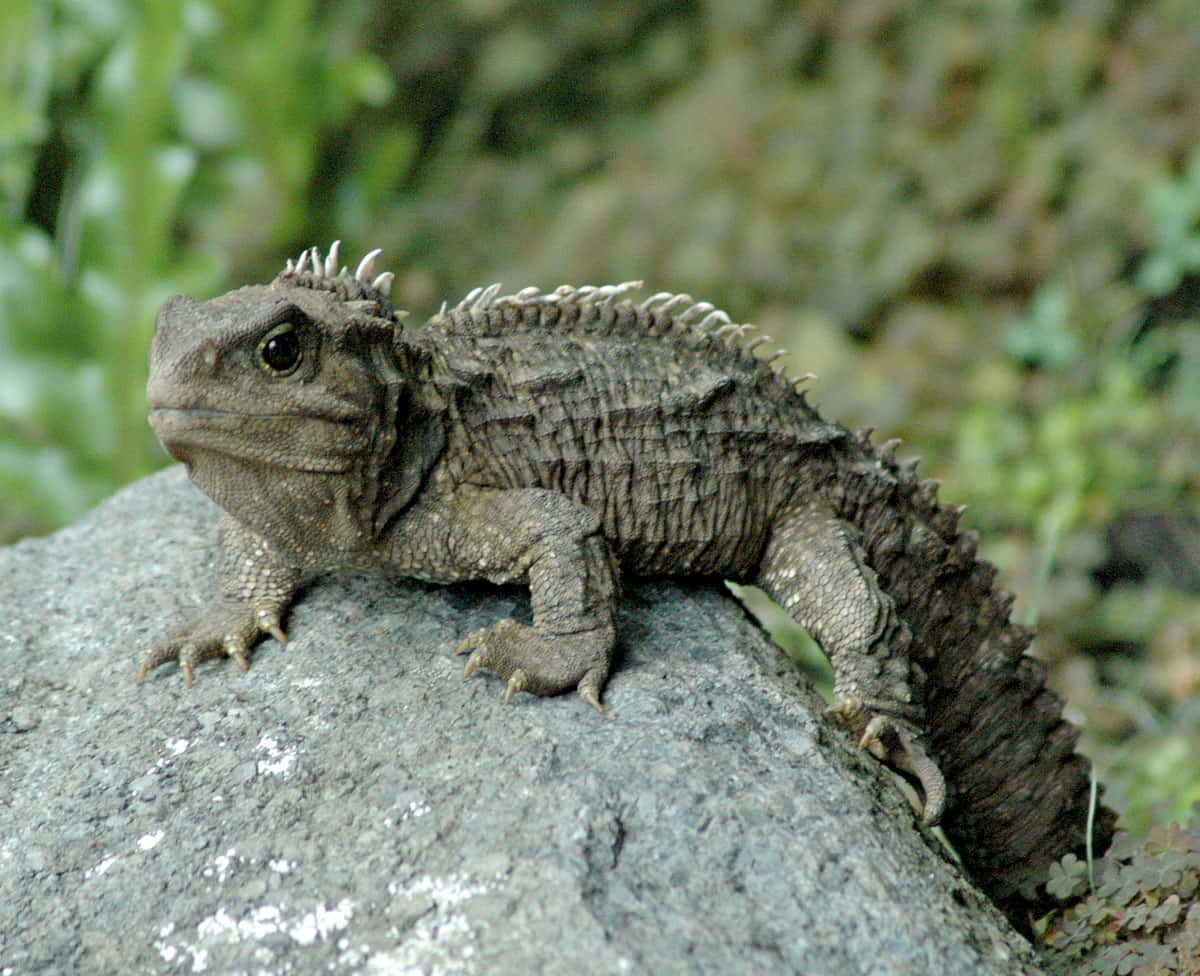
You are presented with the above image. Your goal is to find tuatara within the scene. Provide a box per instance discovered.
[140,242,1114,920]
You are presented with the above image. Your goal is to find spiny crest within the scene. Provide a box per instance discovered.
[440,281,819,396]
[441,280,646,319]
[274,242,406,332]
[634,288,819,394]
[854,426,970,542]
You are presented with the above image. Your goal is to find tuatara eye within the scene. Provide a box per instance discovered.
[259,327,302,375]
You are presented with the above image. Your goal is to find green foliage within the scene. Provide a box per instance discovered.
[731,583,833,696]
[0,0,391,536]
[1138,156,1200,300]
[942,152,1200,835]
[5,1,1200,540]
[952,279,1197,619]
[953,146,1200,546]
[1040,813,1200,976]
[1099,673,1200,838]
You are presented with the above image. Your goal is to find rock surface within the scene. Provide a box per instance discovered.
[0,467,1047,975]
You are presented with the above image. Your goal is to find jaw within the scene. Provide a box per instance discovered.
[152,422,380,567]
[148,404,384,565]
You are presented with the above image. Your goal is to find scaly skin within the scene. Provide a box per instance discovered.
[140,242,1114,923]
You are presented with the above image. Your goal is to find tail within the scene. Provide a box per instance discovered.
[832,426,1116,922]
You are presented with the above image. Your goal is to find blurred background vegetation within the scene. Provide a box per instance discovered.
[1,0,1197,837]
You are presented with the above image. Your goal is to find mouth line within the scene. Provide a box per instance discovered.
[149,405,309,422]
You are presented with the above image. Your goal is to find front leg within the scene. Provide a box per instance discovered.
[393,486,618,711]
[137,513,302,685]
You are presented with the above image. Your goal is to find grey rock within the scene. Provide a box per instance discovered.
[0,467,1047,975]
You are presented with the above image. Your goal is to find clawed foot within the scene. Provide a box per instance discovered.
[830,699,947,828]
[137,598,287,686]
[455,617,611,714]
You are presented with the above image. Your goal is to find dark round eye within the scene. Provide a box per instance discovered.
[259,327,302,374]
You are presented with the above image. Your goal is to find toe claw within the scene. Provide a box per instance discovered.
[836,705,947,828]
[223,634,250,672]
[578,669,606,715]
[504,668,528,704]
[136,641,179,684]
[857,714,887,753]
[578,687,605,715]
[456,626,488,658]
[256,609,287,645]
[135,653,157,686]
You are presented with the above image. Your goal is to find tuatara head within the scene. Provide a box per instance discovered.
[146,243,421,561]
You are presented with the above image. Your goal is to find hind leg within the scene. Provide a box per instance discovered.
[756,501,946,826]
